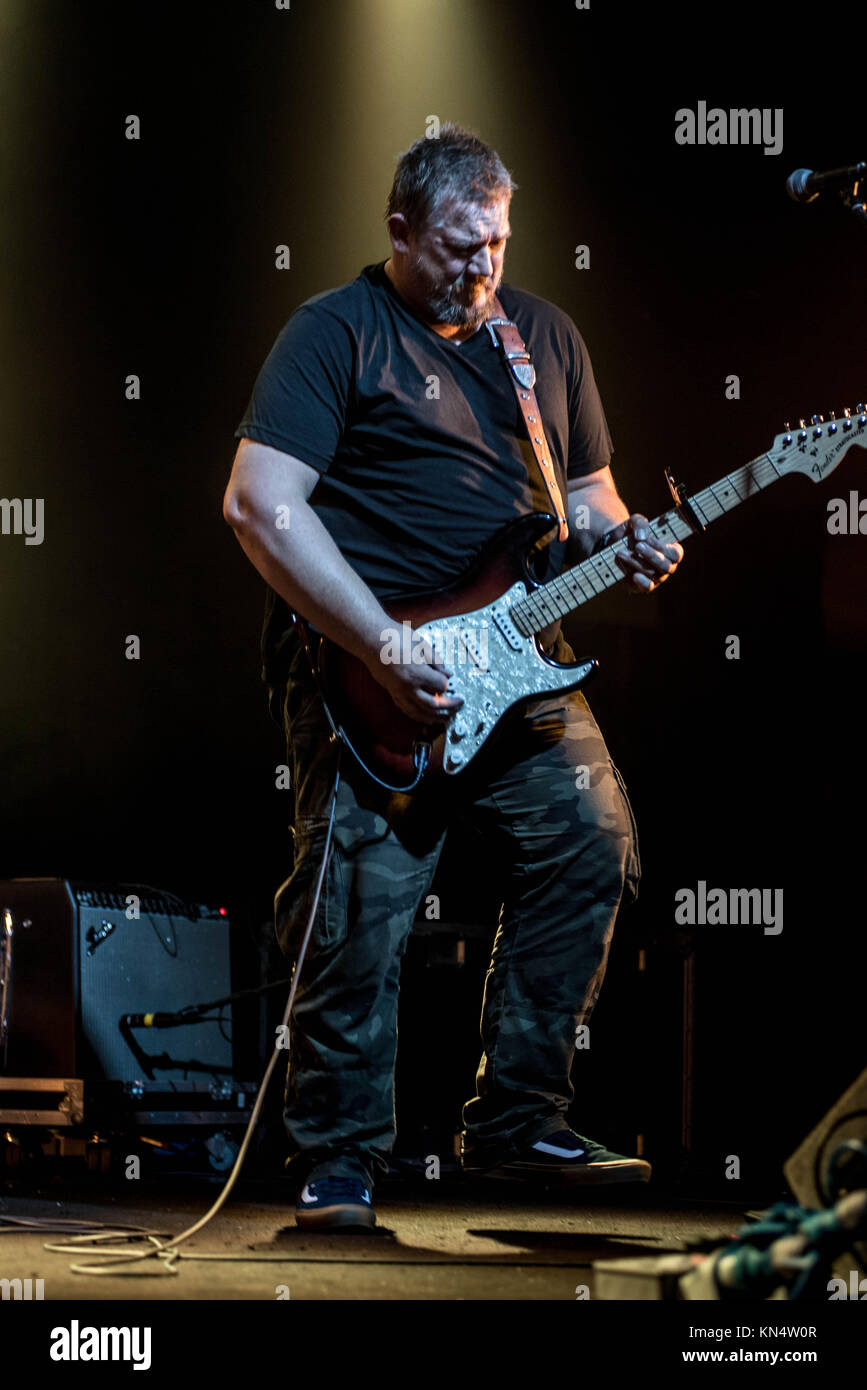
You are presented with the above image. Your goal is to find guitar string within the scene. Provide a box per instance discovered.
[511,451,783,636]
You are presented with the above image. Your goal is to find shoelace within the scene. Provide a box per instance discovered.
[304,1178,370,1202]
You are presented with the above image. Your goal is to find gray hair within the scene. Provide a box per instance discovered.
[385,123,516,231]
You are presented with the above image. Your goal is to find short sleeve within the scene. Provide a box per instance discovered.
[565,325,614,479]
[234,303,354,472]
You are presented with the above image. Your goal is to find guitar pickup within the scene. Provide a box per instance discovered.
[492,605,522,651]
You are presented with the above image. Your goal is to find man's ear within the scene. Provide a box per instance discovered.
[386,212,412,255]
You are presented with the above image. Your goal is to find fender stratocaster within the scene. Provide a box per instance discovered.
[307,407,866,791]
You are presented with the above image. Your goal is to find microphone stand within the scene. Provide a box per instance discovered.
[839,179,867,235]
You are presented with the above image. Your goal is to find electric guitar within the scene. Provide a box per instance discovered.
[307,407,866,791]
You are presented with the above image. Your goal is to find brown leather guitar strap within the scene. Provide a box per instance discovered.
[486,295,569,542]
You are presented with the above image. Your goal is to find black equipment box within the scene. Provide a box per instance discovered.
[0,877,249,1130]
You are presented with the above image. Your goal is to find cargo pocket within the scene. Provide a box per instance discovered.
[609,761,642,904]
[274,813,348,960]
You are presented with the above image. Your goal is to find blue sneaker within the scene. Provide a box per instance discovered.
[295,1175,376,1230]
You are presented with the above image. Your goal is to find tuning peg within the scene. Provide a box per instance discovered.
[844,407,852,417]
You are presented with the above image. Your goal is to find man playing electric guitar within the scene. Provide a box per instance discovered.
[224,124,683,1229]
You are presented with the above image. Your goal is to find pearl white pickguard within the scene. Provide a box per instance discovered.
[415,580,595,773]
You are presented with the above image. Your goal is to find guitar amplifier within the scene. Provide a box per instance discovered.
[0,878,234,1085]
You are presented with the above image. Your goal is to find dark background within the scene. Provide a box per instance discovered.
[1,0,863,1191]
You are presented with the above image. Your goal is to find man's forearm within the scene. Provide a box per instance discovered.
[566,480,630,564]
[227,496,391,668]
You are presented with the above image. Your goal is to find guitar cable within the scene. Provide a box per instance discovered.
[291,608,433,794]
[46,752,344,1278]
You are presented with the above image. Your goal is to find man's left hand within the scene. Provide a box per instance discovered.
[607,513,684,592]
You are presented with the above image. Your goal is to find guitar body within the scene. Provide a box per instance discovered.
[316,513,598,786]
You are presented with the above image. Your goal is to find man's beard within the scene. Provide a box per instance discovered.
[413,260,501,329]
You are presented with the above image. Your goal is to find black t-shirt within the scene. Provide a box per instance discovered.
[234,262,613,697]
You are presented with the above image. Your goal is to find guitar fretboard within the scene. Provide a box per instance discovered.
[511,450,783,637]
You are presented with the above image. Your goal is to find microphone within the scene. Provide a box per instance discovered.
[786,162,866,204]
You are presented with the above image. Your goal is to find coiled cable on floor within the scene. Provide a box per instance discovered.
[44,752,344,1278]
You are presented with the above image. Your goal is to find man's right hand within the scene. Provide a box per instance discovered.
[364,632,465,725]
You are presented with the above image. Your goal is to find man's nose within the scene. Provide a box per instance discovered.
[467,246,494,277]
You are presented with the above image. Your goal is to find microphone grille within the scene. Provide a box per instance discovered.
[786,169,814,203]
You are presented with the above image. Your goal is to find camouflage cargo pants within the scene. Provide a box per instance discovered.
[275,637,641,1189]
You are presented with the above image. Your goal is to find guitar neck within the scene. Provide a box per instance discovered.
[511,447,787,637]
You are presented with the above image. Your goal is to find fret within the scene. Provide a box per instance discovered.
[566,564,598,603]
[725,462,764,501]
[764,450,784,479]
[573,562,606,597]
[740,458,769,496]
[546,577,581,615]
[725,470,750,504]
[509,436,798,637]
[587,551,621,587]
[511,596,537,634]
[510,601,535,638]
[688,493,713,527]
[725,469,747,502]
[561,568,595,604]
[652,510,692,543]
[546,578,574,615]
[531,590,562,624]
[516,595,541,629]
[707,478,741,513]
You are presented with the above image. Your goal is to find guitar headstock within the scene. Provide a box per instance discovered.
[771,405,867,483]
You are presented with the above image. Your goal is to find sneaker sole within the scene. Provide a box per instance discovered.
[295,1203,377,1230]
[466,1159,652,1185]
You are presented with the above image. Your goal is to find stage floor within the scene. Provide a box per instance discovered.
[0,1177,758,1300]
